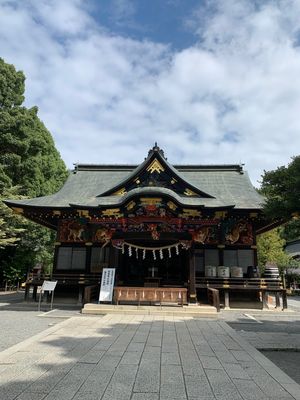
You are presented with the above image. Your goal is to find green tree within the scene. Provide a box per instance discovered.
[257,228,298,275]
[0,58,68,284]
[0,58,68,197]
[261,156,300,221]
[0,187,24,248]
[0,57,24,108]
[280,220,300,242]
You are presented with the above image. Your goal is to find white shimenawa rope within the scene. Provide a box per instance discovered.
[122,241,184,251]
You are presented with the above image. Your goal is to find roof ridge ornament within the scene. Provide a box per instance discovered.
[148,142,166,159]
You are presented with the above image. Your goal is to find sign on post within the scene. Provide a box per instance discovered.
[99,268,115,303]
[38,280,57,311]
[42,281,57,292]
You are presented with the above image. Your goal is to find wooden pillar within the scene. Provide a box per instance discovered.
[253,247,258,267]
[188,246,197,303]
[275,292,281,308]
[218,247,224,266]
[224,290,230,309]
[109,246,120,284]
[85,245,92,273]
[109,245,119,267]
[282,291,288,310]
[252,229,258,266]
[52,245,60,275]
[262,290,268,309]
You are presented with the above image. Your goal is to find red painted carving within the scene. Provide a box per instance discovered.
[192,227,212,244]
[59,220,86,242]
[148,224,160,240]
[94,228,113,246]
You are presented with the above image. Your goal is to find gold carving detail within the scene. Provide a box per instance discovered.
[214,211,227,219]
[77,210,90,218]
[146,159,164,174]
[140,198,162,205]
[126,201,136,210]
[113,187,127,196]
[167,201,177,211]
[53,210,61,216]
[184,188,197,196]
[101,208,123,218]
[180,209,201,218]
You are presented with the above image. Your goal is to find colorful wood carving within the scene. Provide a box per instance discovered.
[59,220,87,242]
[94,227,113,247]
[191,226,218,244]
[224,220,253,245]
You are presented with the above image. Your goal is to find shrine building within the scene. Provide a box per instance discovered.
[6,144,281,308]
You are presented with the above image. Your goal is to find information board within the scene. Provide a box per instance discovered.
[41,280,57,292]
[38,280,57,311]
[99,268,115,302]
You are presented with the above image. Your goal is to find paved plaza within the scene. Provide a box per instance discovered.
[1,314,300,400]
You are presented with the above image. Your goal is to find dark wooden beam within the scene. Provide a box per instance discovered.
[188,246,197,303]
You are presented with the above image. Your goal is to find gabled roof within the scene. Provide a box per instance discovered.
[99,144,214,199]
[5,145,264,211]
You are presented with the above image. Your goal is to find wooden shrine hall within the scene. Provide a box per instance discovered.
[5,144,286,310]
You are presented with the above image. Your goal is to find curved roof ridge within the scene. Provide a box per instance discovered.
[70,186,230,209]
[98,145,215,198]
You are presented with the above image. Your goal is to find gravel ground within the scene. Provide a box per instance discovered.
[0,291,81,352]
[0,310,64,352]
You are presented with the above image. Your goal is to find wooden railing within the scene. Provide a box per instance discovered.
[83,285,99,304]
[196,277,287,310]
[113,286,188,306]
[25,273,101,302]
[207,288,220,312]
[27,273,101,285]
[195,276,284,289]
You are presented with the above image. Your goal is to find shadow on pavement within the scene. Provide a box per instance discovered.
[0,316,299,400]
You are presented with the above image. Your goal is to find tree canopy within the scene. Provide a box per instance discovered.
[0,58,68,197]
[0,186,25,249]
[0,58,24,108]
[0,58,68,285]
[256,228,297,273]
[261,156,300,221]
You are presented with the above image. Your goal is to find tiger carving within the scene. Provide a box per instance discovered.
[225,222,246,244]
[67,223,85,242]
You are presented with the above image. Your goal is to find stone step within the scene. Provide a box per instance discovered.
[82,303,217,317]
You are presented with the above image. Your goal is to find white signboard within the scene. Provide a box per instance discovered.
[41,280,57,292]
[99,268,115,302]
[38,281,57,311]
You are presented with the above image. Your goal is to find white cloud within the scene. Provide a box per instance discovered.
[0,0,300,186]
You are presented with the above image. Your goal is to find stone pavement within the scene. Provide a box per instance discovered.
[1,315,300,400]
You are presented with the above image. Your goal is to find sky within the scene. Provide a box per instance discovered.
[1,0,300,186]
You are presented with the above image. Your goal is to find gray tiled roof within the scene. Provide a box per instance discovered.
[5,164,264,210]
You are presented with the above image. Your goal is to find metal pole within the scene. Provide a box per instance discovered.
[38,290,42,311]
[50,290,54,310]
